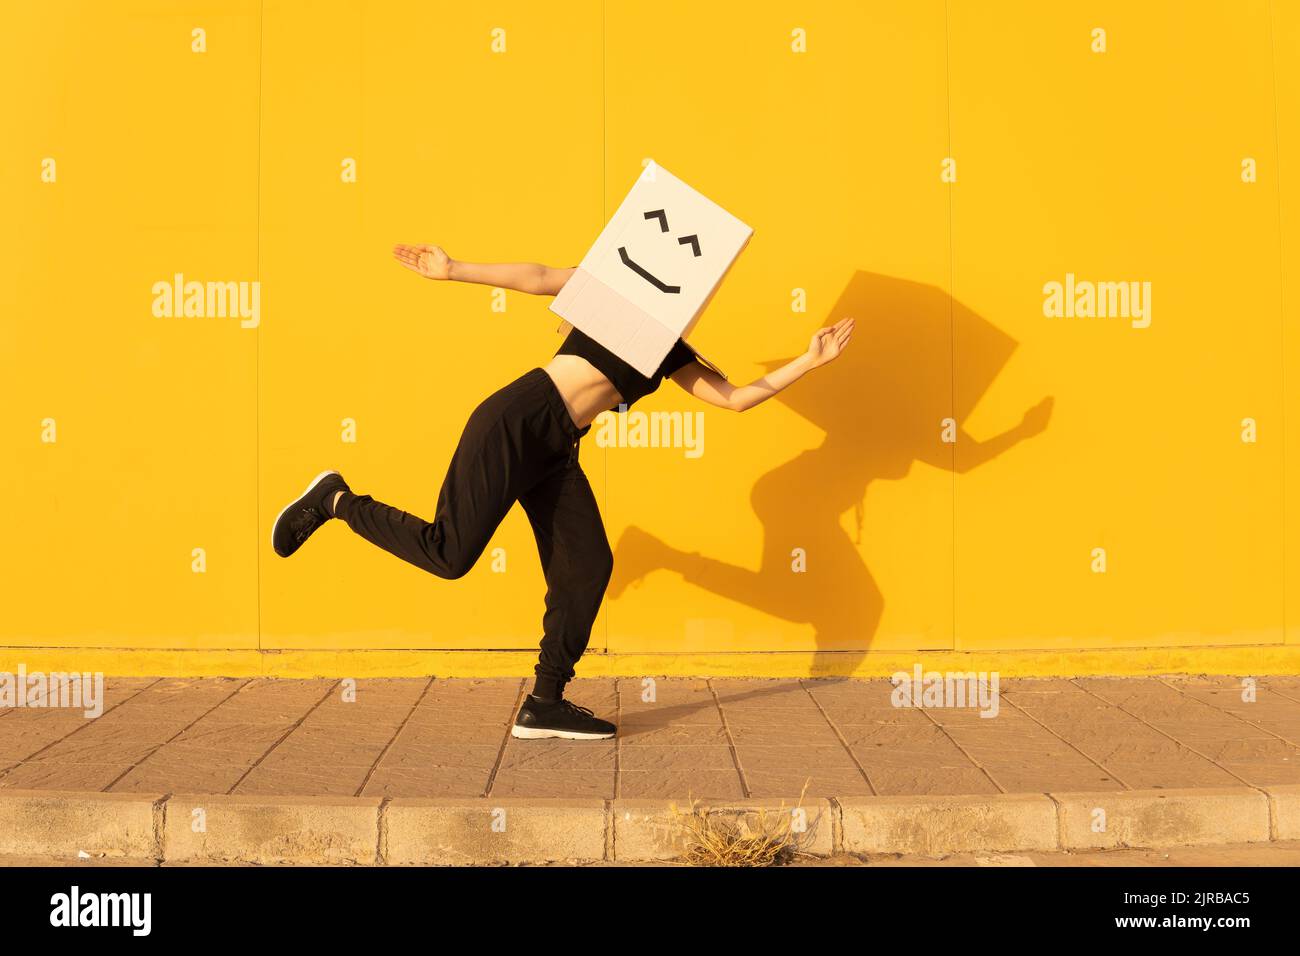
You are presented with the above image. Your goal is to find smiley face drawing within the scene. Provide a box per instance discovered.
[616,209,702,295]
[549,161,752,377]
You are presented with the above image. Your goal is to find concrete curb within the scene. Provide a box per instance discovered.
[0,787,1287,864]
[383,799,607,866]
[0,791,164,860]
[163,794,383,865]
[837,794,1058,855]
[1263,784,1300,840]
[1051,788,1271,850]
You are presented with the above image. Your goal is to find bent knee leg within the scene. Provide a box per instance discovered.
[415,522,485,580]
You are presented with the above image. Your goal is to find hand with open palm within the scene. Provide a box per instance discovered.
[392,243,452,280]
[806,317,855,369]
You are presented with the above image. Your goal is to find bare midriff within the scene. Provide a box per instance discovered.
[542,355,624,430]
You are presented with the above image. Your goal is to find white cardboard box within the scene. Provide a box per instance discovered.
[550,161,752,378]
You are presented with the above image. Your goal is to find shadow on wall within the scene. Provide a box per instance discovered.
[608,271,1054,672]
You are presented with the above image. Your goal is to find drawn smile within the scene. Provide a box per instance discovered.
[617,209,702,294]
[618,246,681,294]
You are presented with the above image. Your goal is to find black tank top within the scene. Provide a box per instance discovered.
[554,326,698,412]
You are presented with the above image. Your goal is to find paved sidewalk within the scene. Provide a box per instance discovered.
[2,676,1299,799]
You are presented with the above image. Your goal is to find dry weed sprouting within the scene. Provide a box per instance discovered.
[668,781,813,867]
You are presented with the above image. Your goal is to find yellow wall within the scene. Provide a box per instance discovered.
[3,0,1296,676]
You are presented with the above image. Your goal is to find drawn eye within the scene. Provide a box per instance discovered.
[678,235,701,257]
[644,209,669,232]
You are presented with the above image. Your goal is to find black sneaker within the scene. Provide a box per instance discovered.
[512,696,616,740]
[272,470,350,558]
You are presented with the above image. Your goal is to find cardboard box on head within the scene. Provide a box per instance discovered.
[550,161,753,379]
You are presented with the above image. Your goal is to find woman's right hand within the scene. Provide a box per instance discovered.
[392,243,452,280]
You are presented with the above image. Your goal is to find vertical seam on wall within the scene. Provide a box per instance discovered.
[1266,0,1288,645]
[943,0,958,653]
[255,1,265,651]
[601,0,610,656]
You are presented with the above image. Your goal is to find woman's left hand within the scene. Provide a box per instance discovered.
[806,317,855,368]
[393,243,453,280]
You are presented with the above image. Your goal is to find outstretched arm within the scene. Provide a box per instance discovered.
[670,317,855,412]
[392,243,574,296]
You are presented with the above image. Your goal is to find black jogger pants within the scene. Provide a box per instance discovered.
[333,367,613,699]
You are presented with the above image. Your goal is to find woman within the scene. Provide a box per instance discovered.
[272,243,854,740]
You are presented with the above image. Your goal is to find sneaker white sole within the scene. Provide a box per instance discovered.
[271,469,340,554]
[511,725,615,740]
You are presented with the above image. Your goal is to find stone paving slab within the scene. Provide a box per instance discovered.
[1,676,1297,803]
[2,675,1299,863]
